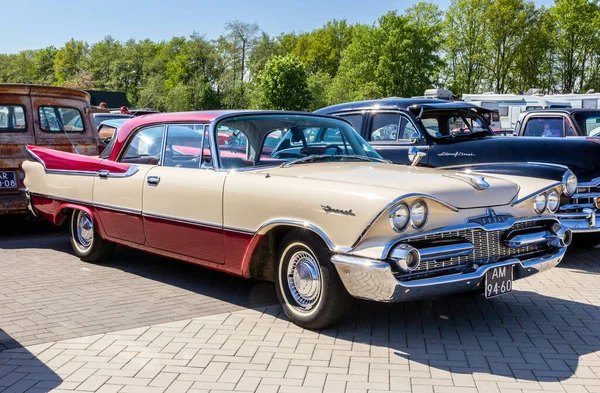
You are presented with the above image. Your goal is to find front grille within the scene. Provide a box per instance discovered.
[401,220,550,273]
[561,185,600,213]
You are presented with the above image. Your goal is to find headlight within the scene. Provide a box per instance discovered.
[547,190,560,213]
[565,173,577,196]
[533,193,547,214]
[410,200,428,228]
[390,203,409,232]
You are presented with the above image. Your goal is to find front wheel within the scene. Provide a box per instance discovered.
[70,210,114,263]
[275,230,352,329]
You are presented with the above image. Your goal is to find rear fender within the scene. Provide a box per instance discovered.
[55,203,94,226]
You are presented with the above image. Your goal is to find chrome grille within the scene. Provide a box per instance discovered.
[561,185,600,213]
[405,220,548,273]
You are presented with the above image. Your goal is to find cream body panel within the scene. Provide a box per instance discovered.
[142,166,226,225]
[223,170,401,248]
[92,164,155,211]
[269,162,520,208]
[22,161,94,202]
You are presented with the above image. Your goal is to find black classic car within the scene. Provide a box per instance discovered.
[315,98,600,246]
[514,108,600,138]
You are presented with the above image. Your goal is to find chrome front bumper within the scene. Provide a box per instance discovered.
[331,247,566,302]
[556,209,600,233]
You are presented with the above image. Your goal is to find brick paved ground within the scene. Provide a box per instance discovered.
[1,219,600,392]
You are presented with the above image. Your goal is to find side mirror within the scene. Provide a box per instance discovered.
[408,147,426,166]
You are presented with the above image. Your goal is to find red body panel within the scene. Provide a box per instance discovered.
[95,208,145,244]
[27,145,133,174]
[143,216,225,264]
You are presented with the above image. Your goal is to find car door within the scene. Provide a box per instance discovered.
[142,124,227,264]
[93,124,165,244]
[366,111,429,165]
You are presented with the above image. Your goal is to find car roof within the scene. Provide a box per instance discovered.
[524,108,600,114]
[0,83,90,102]
[315,98,450,114]
[108,110,346,161]
[94,113,134,118]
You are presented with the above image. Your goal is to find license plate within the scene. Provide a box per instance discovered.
[485,265,514,298]
[0,171,17,189]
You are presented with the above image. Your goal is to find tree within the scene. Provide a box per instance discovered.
[443,0,491,93]
[484,0,537,93]
[53,39,89,85]
[552,0,600,92]
[257,55,311,110]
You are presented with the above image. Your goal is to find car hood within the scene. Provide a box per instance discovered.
[266,162,522,209]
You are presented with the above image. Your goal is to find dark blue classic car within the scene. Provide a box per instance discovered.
[316,98,600,247]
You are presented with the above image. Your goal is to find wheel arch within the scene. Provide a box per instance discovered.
[244,221,335,282]
[54,203,95,226]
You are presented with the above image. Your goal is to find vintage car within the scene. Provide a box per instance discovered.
[513,108,600,138]
[0,84,100,216]
[22,110,572,328]
[316,99,600,247]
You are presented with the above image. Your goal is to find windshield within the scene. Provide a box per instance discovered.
[573,111,600,137]
[420,109,492,139]
[215,114,382,169]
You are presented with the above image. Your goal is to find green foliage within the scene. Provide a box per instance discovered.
[257,55,311,110]
[2,0,600,108]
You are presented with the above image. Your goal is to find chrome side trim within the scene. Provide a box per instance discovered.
[142,211,221,230]
[351,193,459,249]
[94,202,141,215]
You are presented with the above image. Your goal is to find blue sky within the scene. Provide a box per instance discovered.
[1,0,555,54]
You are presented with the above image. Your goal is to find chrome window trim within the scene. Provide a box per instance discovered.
[116,124,166,164]
[25,146,140,178]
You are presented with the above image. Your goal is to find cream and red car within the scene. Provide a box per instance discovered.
[22,111,572,328]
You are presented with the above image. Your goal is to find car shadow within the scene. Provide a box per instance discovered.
[0,329,62,392]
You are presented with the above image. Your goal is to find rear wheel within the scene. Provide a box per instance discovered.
[70,210,114,263]
[275,230,352,329]
[571,233,600,248]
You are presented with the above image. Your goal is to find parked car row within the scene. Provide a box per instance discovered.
[2,84,598,329]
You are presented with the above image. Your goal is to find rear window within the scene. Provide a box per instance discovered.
[0,105,26,132]
[38,106,84,132]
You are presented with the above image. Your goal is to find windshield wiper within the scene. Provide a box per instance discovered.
[280,154,390,168]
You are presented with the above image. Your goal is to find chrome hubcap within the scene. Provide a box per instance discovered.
[287,251,321,310]
[76,211,94,248]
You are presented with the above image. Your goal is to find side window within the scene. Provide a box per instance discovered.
[217,127,251,169]
[0,105,26,131]
[339,114,363,134]
[421,118,441,137]
[565,119,577,136]
[370,113,400,141]
[163,124,205,169]
[523,117,564,137]
[398,117,420,141]
[120,125,165,165]
[38,106,84,132]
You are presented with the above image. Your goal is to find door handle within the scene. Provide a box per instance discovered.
[147,176,160,186]
[98,170,110,178]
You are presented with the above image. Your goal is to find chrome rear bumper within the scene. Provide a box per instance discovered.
[331,247,566,303]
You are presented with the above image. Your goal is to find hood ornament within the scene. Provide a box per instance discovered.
[467,208,512,225]
[445,173,490,190]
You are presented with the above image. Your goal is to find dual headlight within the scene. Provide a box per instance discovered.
[390,200,428,232]
[533,189,560,214]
